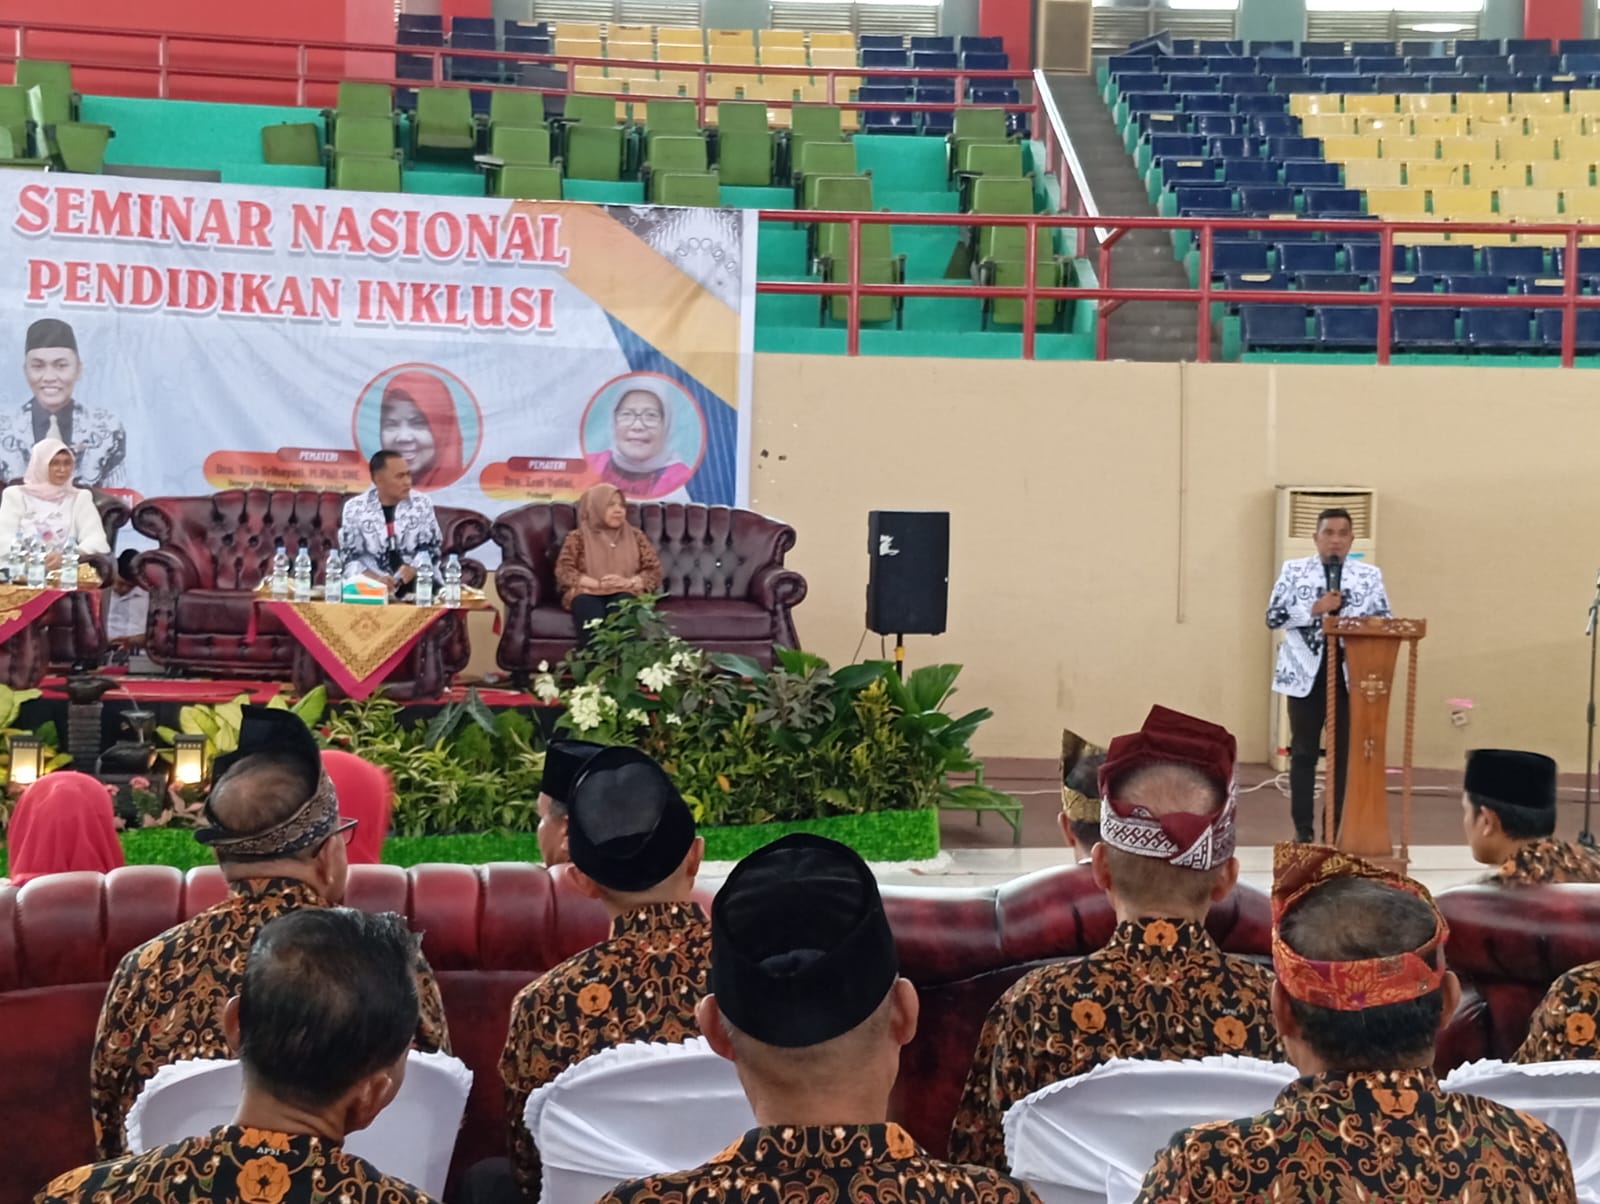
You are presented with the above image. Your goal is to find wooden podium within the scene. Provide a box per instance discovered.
[1322,616,1427,872]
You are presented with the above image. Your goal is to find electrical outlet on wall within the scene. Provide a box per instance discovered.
[1447,698,1473,728]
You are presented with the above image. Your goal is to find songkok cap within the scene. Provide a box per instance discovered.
[567,746,696,893]
[1464,749,1557,814]
[1060,728,1106,823]
[711,834,898,1048]
[196,706,348,860]
[541,739,606,806]
[25,319,77,354]
[1097,705,1238,870]
[1271,842,1449,1012]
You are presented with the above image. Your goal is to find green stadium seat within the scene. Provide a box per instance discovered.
[982,255,1069,331]
[714,101,773,186]
[47,122,112,173]
[333,154,402,192]
[816,221,905,327]
[796,140,861,208]
[488,89,545,133]
[948,107,1013,179]
[0,127,47,170]
[323,81,394,139]
[412,87,477,159]
[0,86,36,158]
[970,176,1037,262]
[14,61,77,126]
[565,123,625,181]
[808,173,874,261]
[494,164,563,199]
[645,133,709,199]
[476,125,560,192]
[261,122,321,167]
[784,104,845,180]
[562,95,621,128]
[644,99,701,136]
[330,115,397,161]
[956,141,1026,210]
[654,171,721,207]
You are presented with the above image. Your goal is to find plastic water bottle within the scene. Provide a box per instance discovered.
[413,551,434,607]
[292,545,313,602]
[323,549,343,604]
[269,540,290,599]
[25,539,46,589]
[59,537,78,592]
[5,540,22,584]
[442,553,462,607]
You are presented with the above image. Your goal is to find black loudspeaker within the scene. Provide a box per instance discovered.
[867,511,949,636]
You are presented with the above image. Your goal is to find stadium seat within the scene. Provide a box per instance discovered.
[1238,185,1295,214]
[1317,305,1379,348]
[565,123,625,180]
[1278,243,1340,274]
[1392,307,1459,349]
[1342,159,1404,189]
[1458,93,1513,119]
[949,108,1012,178]
[956,141,1024,209]
[489,90,545,132]
[1501,189,1563,220]
[1225,160,1280,184]
[0,86,36,157]
[1322,134,1379,159]
[1213,241,1272,273]
[1380,134,1439,160]
[333,153,401,191]
[713,101,773,185]
[329,114,396,162]
[643,134,710,199]
[261,122,320,166]
[1304,188,1364,216]
[13,61,76,126]
[492,163,562,198]
[412,88,477,159]
[653,170,721,207]
[1297,272,1365,292]
[1470,161,1529,189]
[796,140,860,207]
[323,82,395,139]
[1240,304,1315,350]
[816,220,905,327]
[1405,161,1465,188]
[1443,273,1512,294]
[1536,307,1600,350]
[1367,186,1430,217]
[1416,244,1478,273]
[1464,307,1539,349]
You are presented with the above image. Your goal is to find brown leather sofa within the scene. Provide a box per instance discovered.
[129,492,491,696]
[0,866,1579,1204]
[490,502,807,674]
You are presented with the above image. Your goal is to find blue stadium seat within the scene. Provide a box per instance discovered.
[1221,271,1291,292]
[1201,40,1244,55]
[1301,42,1346,57]
[1267,136,1323,160]
[1406,56,1457,73]
[1428,74,1479,91]
[1286,161,1342,186]
[1519,278,1568,295]
[1221,74,1271,94]
[911,35,955,52]
[1443,274,1512,295]
[1162,160,1221,186]
[1125,92,1180,112]
[1181,94,1236,114]
[1236,94,1290,113]
[1389,274,1439,294]
[1108,54,1156,74]
[1484,246,1547,277]
[1456,39,1504,55]
[971,86,1022,107]
[1297,272,1366,292]
[1203,135,1250,158]
[1195,115,1249,136]
[1416,245,1478,275]
[861,48,909,68]
[1170,73,1222,92]
[1251,41,1296,55]
[399,13,443,30]
[1561,39,1600,54]
[1157,57,1209,72]
[912,51,959,70]
[1175,185,1235,211]
[1507,37,1554,54]
[860,34,906,50]
[1400,40,1442,56]
[1149,133,1207,158]
[1304,57,1357,74]
[1464,308,1539,350]
[504,33,551,55]
[860,83,910,103]
[1393,307,1459,349]
[1252,114,1299,137]
[1224,159,1278,184]
[1113,71,1165,92]
[398,27,444,45]
[1553,246,1600,276]
[453,16,495,35]
[1304,188,1364,216]
[1357,56,1407,73]
[1278,242,1340,273]
[1459,54,1511,74]
[1203,55,1247,73]
[1536,309,1600,350]
[1352,41,1396,57]
[1512,52,1564,74]
[1240,304,1315,350]
[1565,53,1600,74]
[1337,75,1380,92]
[1377,75,1431,93]
[1213,241,1272,272]
[1318,306,1380,348]
[963,51,1010,71]
[1238,185,1294,213]
[1270,75,1325,93]
[503,19,549,35]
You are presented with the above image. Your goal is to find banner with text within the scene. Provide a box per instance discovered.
[0,177,756,521]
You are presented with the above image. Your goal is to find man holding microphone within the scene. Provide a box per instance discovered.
[1266,507,1391,842]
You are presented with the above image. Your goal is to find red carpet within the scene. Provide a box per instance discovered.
[36,673,538,708]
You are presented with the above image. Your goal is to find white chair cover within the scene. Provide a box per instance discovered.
[126,1050,472,1198]
[1441,1058,1600,1203]
[525,1038,755,1204]
[1002,1056,1299,1204]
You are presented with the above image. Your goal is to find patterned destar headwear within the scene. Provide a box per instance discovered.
[1097,705,1238,870]
[1059,728,1106,823]
[1271,842,1450,1012]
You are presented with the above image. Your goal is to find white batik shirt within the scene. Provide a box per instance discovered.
[338,487,442,577]
[1266,555,1391,698]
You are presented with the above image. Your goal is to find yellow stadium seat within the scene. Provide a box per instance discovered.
[558,37,604,60]
[1410,114,1470,138]
[1462,228,1518,246]
[1379,135,1438,160]
[807,31,855,49]
[1458,93,1512,119]
[1534,159,1595,188]
[1343,94,1398,117]
[1499,189,1563,219]
[627,78,680,98]
[1563,190,1600,220]
[1300,113,1353,138]
[1406,161,1465,189]
[1468,114,1523,136]
[656,27,704,45]
[809,46,855,69]
[1289,94,1341,117]
[1572,91,1600,115]
[1512,92,1569,117]
[609,23,650,41]
[761,29,807,49]
[1398,228,1453,246]
[1499,135,1560,162]
[760,46,808,67]
[796,80,829,103]
[657,70,700,90]
[658,42,705,62]
[1430,187,1496,217]
[1367,187,1429,217]
[1399,94,1456,115]
[1437,135,1496,162]
[1355,115,1409,138]
[573,64,607,87]
[705,78,742,101]
[708,28,754,46]
[1341,160,1404,188]
[557,21,603,39]
[710,45,757,65]
[1526,115,1585,138]
[1562,135,1600,162]
[606,41,654,64]
[1321,134,1379,159]
[1471,161,1530,189]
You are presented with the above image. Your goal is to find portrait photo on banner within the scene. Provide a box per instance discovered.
[580,372,707,503]
[352,364,485,493]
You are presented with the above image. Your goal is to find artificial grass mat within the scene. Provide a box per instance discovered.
[0,808,940,875]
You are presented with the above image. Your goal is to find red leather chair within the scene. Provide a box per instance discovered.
[491,502,807,674]
[129,492,490,696]
[0,861,1276,1204]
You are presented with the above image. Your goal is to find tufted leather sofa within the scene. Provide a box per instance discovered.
[491,502,808,673]
[0,486,130,687]
[129,492,491,697]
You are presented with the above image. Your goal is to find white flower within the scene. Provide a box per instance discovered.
[566,684,605,731]
[663,712,683,726]
[625,708,648,726]
[537,660,550,672]
[637,662,675,692]
[584,618,602,631]
[669,649,700,672]
[532,674,560,703]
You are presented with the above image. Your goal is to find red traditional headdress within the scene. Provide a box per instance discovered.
[1271,842,1450,1011]
[1097,705,1238,871]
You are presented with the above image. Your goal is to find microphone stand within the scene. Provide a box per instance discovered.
[1584,571,1600,849]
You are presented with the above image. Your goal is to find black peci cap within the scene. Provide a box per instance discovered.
[1465,748,1558,814]
[541,739,606,806]
[567,746,696,892]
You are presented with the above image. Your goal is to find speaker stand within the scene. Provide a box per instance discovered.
[894,633,905,681]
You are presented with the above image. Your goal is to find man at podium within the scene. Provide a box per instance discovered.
[1266,508,1391,842]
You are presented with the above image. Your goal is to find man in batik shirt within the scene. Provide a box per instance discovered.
[1461,747,1600,884]
[89,708,450,1159]
[597,834,1042,1204]
[42,908,439,1204]
[950,706,1282,1170]
[500,746,711,1199]
[1136,844,1577,1203]
[1515,958,1600,1063]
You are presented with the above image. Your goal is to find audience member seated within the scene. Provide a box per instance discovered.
[555,484,664,646]
[596,834,1042,1204]
[5,771,124,885]
[1515,954,1600,1064]
[1462,748,1600,884]
[104,549,148,663]
[1136,844,1578,1202]
[0,438,110,568]
[534,739,603,868]
[40,908,441,1204]
[950,705,1282,1169]
[1058,727,1106,865]
[88,707,450,1160]
[339,451,443,600]
[498,746,708,1198]
[321,750,394,866]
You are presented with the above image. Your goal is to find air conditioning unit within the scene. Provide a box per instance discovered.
[1269,485,1379,770]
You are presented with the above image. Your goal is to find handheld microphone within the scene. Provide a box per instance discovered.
[1324,555,1343,613]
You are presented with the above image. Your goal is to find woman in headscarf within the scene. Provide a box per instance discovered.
[379,370,466,492]
[554,483,663,643]
[322,749,393,865]
[0,438,110,571]
[585,386,694,500]
[6,770,124,885]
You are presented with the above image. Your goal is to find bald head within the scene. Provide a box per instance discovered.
[208,753,320,865]
[1100,762,1231,913]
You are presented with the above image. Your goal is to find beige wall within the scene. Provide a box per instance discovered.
[749,355,1600,770]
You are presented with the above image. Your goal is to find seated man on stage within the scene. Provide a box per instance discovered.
[596,835,1041,1204]
[1136,845,1577,1202]
[499,747,708,1199]
[338,450,442,598]
[1265,507,1390,843]
[1059,727,1106,865]
[949,706,1282,1171]
[42,908,440,1204]
[88,707,450,1160]
[1461,748,1600,885]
